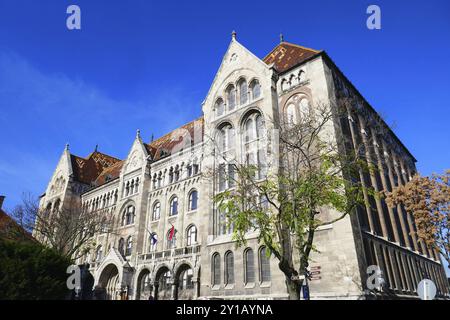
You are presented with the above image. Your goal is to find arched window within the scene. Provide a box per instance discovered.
[218,123,235,154]
[186,224,197,246]
[298,70,305,82]
[159,270,172,291]
[225,251,234,285]
[299,98,310,119]
[238,79,248,105]
[167,228,177,249]
[126,236,133,256]
[124,205,135,225]
[125,181,130,196]
[149,233,158,252]
[250,79,261,100]
[226,85,236,111]
[286,103,297,125]
[281,78,289,91]
[259,246,271,282]
[244,248,255,284]
[169,196,178,216]
[212,253,221,286]
[188,190,198,211]
[245,118,254,143]
[118,238,125,256]
[169,167,174,184]
[96,245,103,262]
[243,112,267,179]
[179,268,194,290]
[152,201,161,221]
[216,123,236,193]
[135,177,140,193]
[215,98,225,117]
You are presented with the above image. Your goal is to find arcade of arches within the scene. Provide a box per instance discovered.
[136,264,197,300]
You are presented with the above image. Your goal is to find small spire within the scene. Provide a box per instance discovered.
[136,129,141,139]
[231,30,237,40]
[151,133,154,142]
[280,33,284,43]
[94,144,98,152]
[65,143,69,151]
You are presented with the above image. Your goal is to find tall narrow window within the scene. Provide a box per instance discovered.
[250,80,261,100]
[299,98,310,119]
[152,201,161,220]
[212,253,221,286]
[188,190,198,211]
[218,164,226,192]
[226,85,236,111]
[244,249,255,284]
[169,196,178,216]
[259,246,271,282]
[125,236,133,256]
[186,224,197,246]
[96,245,103,262]
[225,251,235,285]
[286,103,297,125]
[125,205,135,225]
[167,228,177,249]
[243,112,266,179]
[238,79,248,105]
[118,238,125,256]
[149,233,158,252]
[215,98,225,117]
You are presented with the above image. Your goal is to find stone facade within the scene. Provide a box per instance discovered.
[38,35,449,300]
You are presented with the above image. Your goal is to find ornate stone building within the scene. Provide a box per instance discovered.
[38,34,449,300]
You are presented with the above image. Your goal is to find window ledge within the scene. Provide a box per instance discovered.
[244,283,255,289]
[259,281,271,288]
[224,284,235,290]
[211,285,221,291]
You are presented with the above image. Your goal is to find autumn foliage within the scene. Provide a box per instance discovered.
[386,170,450,265]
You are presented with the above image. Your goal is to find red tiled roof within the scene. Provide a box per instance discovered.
[71,151,121,185]
[0,209,35,242]
[263,41,321,73]
[93,160,125,186]
[145,117,204,161]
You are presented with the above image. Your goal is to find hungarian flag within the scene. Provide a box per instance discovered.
[168,225,175,240]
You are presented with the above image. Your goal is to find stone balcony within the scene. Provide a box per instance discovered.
[138,244,201,263]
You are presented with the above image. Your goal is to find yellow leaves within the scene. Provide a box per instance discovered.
[386,170,450,261]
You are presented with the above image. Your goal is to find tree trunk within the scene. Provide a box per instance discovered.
[285,276,301,300]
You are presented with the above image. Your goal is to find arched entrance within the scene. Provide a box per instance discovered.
[136,269,152,300]
[176,264,195,300]
[154,266,172,300]
[98,264,120,300]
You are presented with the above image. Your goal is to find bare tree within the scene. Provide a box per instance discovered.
[11,193,116,261]
[208,99,372,300]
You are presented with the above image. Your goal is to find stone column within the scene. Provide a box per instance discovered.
[171,281,178,300]
[346,111,376,233]
[383,146,411,249]
[193,277,200,299]
[358,114,388,238]
[371,130,400,243]
[394,159,419,252]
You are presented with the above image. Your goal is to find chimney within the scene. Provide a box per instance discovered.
[0,196,4,209]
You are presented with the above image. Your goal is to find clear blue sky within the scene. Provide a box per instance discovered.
[0,0,449,272]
